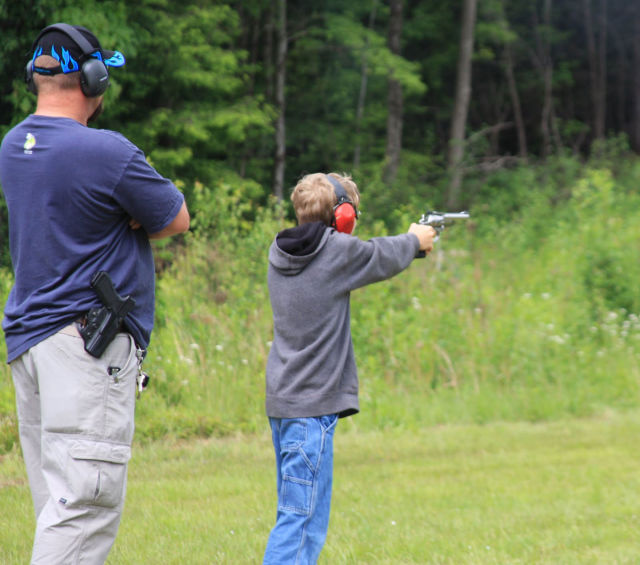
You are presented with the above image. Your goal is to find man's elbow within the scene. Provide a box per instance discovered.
[173,205,190,234]
[149,202,190,239]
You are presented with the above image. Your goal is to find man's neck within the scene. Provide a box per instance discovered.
[34,92,91,125]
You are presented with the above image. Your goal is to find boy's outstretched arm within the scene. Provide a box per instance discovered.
[341,224,438,292]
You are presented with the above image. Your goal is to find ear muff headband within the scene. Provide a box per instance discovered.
[325,175,358,234]
[31,23,97,57]
[26,23,110,97]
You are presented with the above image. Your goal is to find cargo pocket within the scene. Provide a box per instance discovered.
[280,472,313,515]
[279,419,314,516]
[66,439,131,508]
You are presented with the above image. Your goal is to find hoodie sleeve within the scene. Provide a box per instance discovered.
[334,231,421,291]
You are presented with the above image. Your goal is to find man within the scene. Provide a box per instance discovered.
[0,23,189,564]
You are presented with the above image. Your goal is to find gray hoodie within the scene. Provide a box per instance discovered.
[266,221,420,419]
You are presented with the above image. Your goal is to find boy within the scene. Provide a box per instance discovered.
[263,172,435,564]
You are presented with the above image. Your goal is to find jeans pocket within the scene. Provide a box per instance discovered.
[66,439,131,508]
[280,419,307,450]
[319,414,338,432]
[280,472,313,516]
[279,419,313,516]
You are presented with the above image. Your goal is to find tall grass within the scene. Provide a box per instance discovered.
[1,157,640,449]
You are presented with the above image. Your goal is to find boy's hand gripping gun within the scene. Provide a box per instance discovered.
[416,210,470,257]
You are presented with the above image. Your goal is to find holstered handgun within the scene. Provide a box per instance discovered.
[79,271,136,358]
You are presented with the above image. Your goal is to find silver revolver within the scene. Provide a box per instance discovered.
[416,210,470,257]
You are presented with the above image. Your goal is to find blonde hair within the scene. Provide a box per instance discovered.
[291,172,360,225]
[32,55,81,93]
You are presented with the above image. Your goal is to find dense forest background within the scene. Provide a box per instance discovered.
[1,0,639,267]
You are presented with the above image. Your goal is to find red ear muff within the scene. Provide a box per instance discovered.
[325,174,358,234]
[333,201,357,234]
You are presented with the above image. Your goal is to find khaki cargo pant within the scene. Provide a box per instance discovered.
[11,324,138,565]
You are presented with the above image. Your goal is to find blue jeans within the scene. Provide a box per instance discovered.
[263,415,339,565]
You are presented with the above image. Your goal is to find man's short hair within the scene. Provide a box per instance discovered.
[291,173,360,226]
[32,55,81,92]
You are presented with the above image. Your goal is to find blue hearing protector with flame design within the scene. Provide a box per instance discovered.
[25,23,110,97]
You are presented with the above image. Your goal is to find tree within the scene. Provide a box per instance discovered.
[98,1,274,201]
[383,0,403,185]
[353,0,378,170]
[632,4,640,151]
[530,0,559,158]
[447,0,478,208]
[584,0,607,141]
[273,0,287,201]
[504,41,527,159]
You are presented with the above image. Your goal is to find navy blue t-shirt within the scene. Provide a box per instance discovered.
[0,115,184,362]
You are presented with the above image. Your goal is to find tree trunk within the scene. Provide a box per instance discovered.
[383,0,403,185]
[353,0,378,170]
[531,0,555,158]
[504,42,528,159]
[541,0,554,157]
[447,0,478,208]
[264,4,274,103]
[596,0,607,139]
[634,6,640,151]
[273,0,287,202]
[584,0,597,138]
[584,0,607,140]
[610,29,626,133]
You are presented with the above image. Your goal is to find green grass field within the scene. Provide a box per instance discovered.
[1,410,639,564]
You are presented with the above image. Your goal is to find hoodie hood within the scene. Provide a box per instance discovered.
[269,221,330,276]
